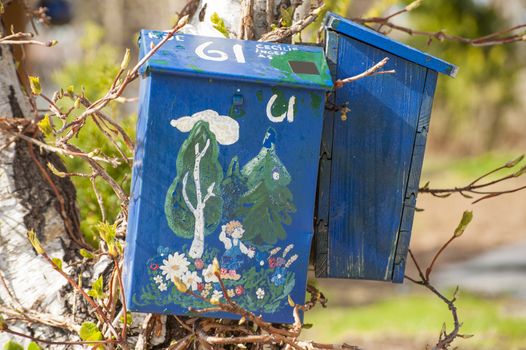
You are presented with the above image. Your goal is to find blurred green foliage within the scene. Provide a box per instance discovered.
[405,0,523,150]
[52,22,135,247]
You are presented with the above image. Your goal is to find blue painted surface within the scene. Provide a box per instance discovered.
[139,31,333,90]
[125,33,332,324]
[392,70,438,283]
[315,15,453,282]
[325,13,458,77]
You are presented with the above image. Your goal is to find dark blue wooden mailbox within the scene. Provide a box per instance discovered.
[124,30,332,323]
[315,13,457,282]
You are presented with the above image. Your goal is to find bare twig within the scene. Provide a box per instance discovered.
[354,17,526,47]
[0,31,57,47]
[334,57,396,88]
[405,211,473,349]
[420,154,526,203]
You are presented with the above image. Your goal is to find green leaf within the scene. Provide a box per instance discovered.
[47,163,66,178]
[279,6,294,27]
[210,12,229,38]
[454,210,473,237]
[79,248,95,259]
[79,321,103,342]
[96,222,119,256]
[405,0,423,12]
[28,76,42,95]
[505,154,524,168]
[3,341,23,350]
[27,342,41,350]
[96,222,116,245]
[513,165,526,177]
[119,312,133,326]
[27,229,44,255]
[52,257,63,270]
[87,275,106,299]
[37,114,53,135]
[120,48,131,70]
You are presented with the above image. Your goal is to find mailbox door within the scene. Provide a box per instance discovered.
[316,31,432,281]
[125,73,326,324]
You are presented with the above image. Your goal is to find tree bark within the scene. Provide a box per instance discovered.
[0,17,84,347]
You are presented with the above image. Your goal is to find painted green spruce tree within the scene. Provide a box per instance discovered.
[236,128,296,245]
[221,156,248,222]
[165,121,223,258]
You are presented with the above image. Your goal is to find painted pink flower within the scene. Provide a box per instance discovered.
[268,257,277,269]
[150,263,159,271]
[194,258,204,270]
[221,268,228,275]
[197,282,205,292]
[235,285,244,296]
[276,257,286,267]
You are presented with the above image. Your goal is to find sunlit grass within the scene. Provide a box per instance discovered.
[302,292,526,349]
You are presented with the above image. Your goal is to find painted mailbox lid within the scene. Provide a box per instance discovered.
[139,30,333,90]
[315,13,456,283]
[125,31,332,324]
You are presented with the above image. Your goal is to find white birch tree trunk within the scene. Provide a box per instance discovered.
[186,139,213,259]
[0,30,86,347]
[187,0,313,41]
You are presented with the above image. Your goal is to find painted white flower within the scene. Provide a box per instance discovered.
[259,260,265,266]
[272,170,280,180]
[158,282,167,292]
[285,254,298,268]
[210,290,223,303]
[256,288,265,300]
[153,275,163,284]
[160,252,190,280]
[202,263,219,283]
[182,270,203,291]
[269,247,281,256]
[282,244,294,257]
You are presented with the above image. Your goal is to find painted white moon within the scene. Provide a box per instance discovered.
[170,109,240,145]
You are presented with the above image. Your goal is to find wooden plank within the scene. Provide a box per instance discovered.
[314,31,340,277]
[392,70,438,282]
[326,36,427,280]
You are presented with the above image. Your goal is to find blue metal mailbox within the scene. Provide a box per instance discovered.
[315,13,457,282]
[124,31,332,323]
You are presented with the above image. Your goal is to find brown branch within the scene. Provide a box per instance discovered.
[37,250,121,341]
[334,57,395,88]
[0,31,57,47]
[404,210,474,349]
[353,16,526,47]
[420,154,526,203]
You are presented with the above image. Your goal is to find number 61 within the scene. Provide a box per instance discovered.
[195,41,246,63]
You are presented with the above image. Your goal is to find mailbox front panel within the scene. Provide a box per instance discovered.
[125,72,326,323]
[316,31,430,281]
